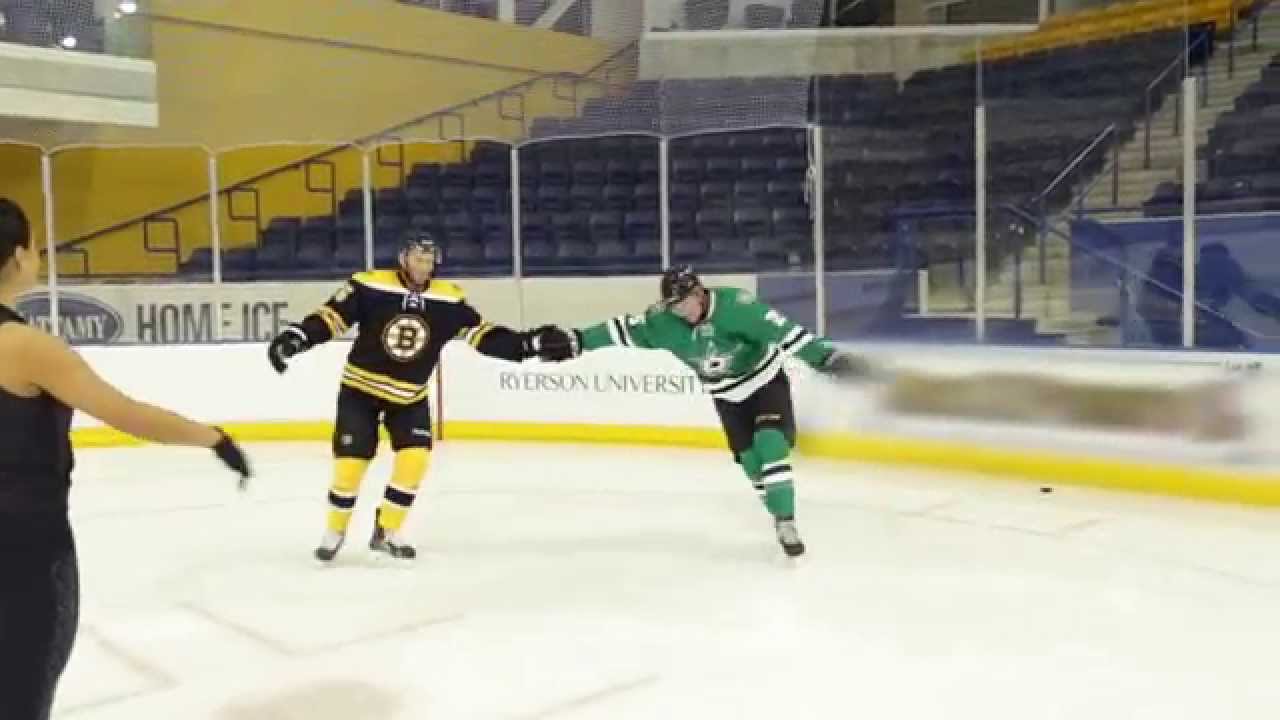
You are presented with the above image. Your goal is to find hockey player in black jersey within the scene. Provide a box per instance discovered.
[268,232,541,562]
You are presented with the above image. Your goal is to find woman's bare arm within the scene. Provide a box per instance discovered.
[19,328,220,448]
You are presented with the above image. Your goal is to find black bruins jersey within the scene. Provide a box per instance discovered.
[296,270,527,405]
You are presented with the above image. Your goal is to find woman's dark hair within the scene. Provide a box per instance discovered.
[0,198,31,269]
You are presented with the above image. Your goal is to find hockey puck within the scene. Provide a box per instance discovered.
[1040,486,1054,494]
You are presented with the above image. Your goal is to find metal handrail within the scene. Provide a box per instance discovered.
[1035,124,1117,206]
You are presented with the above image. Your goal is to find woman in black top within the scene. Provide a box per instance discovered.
[0,198,251,720]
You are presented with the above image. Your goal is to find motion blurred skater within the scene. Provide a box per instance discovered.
[530,266,869,557]
[0,198,251,720]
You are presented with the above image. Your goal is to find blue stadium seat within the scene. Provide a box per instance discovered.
[374,214,408,247]
[605,159,637,186]
[552,211,590,244]
[442,213,476,244]
[222,248,258,282]
[375,189,407,218]
[334,242,366,273]
[572,160,605,187]
[183,248,213,277]
[624,210,659,242]
[634,183,660,211]
[670,183,700,212]
[696,208,733,240]
[601,184,633,211]
[700,182,733,210]
[406,185,437,214]
[539,159,571,187]
[471,187,507,214]
[741,156,775,181]
[772,206,810,233]
[479,213,512,243]
[733,207,772,239]
[705,156,741,183]
[775,157,807,182]
[589,211,625,242]
[440,186,471,214]
[537,185,571,213]
[570,184,603,211]
[407,163,441,187]
[767,179,806,208]
[338,189,364,218]
[439,165,473,189]
[637,157,660,185]
[523,238,557,269]
[674,237,709,262]
[295,236,333,277]
[672,158,705,184]
[733,180,769,208]
[521,213,552,244]
[474,160,510,188]
[409,213,437,234]
[670,212,697,240]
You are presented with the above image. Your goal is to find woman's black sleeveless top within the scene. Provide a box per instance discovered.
[0,304,74,549]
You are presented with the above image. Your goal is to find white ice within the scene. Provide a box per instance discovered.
[51,441,1280,720]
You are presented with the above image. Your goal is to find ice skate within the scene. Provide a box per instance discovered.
[775,518,805,557]
[370,511,416,560]
[314,529,345,563]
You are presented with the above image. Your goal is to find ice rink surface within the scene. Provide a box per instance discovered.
[51,440,1280,719]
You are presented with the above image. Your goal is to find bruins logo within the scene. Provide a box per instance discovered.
[382,314,430,362]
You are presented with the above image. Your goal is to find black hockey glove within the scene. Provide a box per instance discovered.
[820,350,874,382]
[532,325,580,362]
[517,325,556,360]
[212,427,251,491]
[268,325,310,374]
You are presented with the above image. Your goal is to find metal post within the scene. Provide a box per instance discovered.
[511,145,525,328]
[975,105,987,343]
[40,153,58,337]
[207,151,224,339]
[1037,197,1047,284]
[659,137,671,270]
[361,149,375,271]
[1182,76,1197,348]
[811,125,826,338]
[208,153,222,286]
[1143,93,1152,170]
[1111,139,1120,207]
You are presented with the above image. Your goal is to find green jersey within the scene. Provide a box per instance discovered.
[577,287,835,403]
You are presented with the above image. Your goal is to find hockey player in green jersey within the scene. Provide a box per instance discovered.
[532,266,869,556]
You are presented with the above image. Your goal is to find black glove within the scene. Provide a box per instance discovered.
[820,351,874,382]
[212,427,251,491]
[517,325,556,360]
[532,325,580,362]
[268,326,310,374]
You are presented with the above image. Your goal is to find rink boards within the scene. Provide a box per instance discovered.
[67,340,1280,506]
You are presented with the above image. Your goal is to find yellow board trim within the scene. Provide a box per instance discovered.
[69,421,1280,507]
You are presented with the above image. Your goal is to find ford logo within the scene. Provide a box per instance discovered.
[15,291,124,345]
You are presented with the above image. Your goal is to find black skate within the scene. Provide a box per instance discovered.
[775,518,806,557]
[370,513,416,560]
[315,530,345,563]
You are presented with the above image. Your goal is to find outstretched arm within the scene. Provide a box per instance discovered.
[269,279,361,373]
[532,312,658,362]
[730,294,872,380]
[453,304,539,362]
[17,328,251,481]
